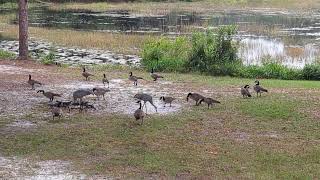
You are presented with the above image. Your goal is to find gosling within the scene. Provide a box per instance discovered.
[134,100,145,125]
[37,90,61,102]
[27,74,42,90]
[199,97,221,109]
[241,85,252,98]
[159,96,175,107]
[93,87,110,100]
[253,80,268,97]
[150,68,163,81]
[186,93,205,106]
[129,72,143,86]
[51,107,61,121]
[102,74,109,88]
[82,67,94,81]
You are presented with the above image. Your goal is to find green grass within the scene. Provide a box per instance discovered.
[0,66,319,178]
[0,49,15,59]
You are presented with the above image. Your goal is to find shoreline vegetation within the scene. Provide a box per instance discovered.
[1,1,320,80]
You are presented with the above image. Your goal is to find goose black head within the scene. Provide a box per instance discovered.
[103,74,106,78]
[92,88,97,92]
[160,96,164,101]
[186,93,193,101]
[254,80,260,85]
[244,85,250,88]
[83,67,86,72]
[28,74,31,80]
[151,68,154,73]
[129,72,133,76]
[37,90,44,94]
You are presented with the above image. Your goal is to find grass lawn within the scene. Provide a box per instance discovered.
[0,64,319,178]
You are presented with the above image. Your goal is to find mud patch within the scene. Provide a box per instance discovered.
[0,155,87,179]
[0,65,44,75]
[231,131,250,142]
[54,79,182,115]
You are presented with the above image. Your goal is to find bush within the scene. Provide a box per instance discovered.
[40,51,56,65]
[237,63,302,80]
[187,26,238,74]
[141,26,239,75]
[141,37,190,72]
[302,64,320,80]
[0,49,16,59]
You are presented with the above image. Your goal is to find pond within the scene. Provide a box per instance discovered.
[3,7,320,68]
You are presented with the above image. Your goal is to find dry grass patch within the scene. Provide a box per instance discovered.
[0,24,152,54]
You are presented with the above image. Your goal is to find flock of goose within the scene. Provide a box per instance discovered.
[26,67,268,125]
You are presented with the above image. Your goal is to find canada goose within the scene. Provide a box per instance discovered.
[82,67,94,81]
[241,85,252,98]
[253,80,268,97]
[134,100,145,125]
[37,90,61,102]
[73,89,92,103]
[186,93,205,106]
[102,74,109,88]
[51,107,61,121]
[92,87,110,100]
[27,74,42,90]
[150,68,163,81]
[159,96,175,107]
[199,97,221,109]
[134,93,157,113]
[129,72,143,86]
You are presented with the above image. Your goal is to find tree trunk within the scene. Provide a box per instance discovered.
[18,0,28,60]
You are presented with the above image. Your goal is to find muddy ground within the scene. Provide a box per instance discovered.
[0,60,230,179]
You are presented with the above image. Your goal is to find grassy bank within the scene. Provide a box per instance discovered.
[0,63,319,178]
[0,24,151,54]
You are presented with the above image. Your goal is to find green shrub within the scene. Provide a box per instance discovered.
[302,64,320,80]
[237,63,302,80]
[40,51,56,65]
[0,49,16,59]
[141,37,190,72]
[187,26,238,74]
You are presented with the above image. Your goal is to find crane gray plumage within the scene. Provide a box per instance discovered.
[73,89,93,103]
[253,80,268,97]
[134,93,157,113]
[37,90,61,102]
[102,74,109,88]
[241,85,252,98]
[134,101,145,125]
[186,93,205,106]
[129,72,143,86]
[27,74,42,90]
[199,97,221,109]
[150,68,163,81]
[159,96,175,107]
[93,87,110,100]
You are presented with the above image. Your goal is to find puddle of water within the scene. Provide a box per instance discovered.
[51,79,182,115]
